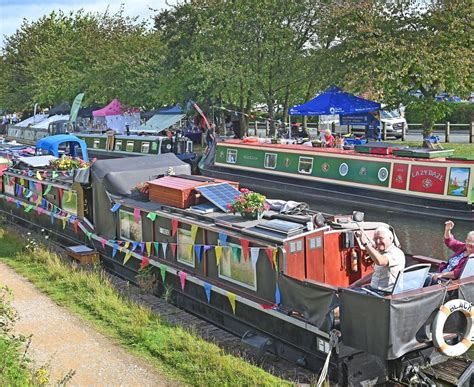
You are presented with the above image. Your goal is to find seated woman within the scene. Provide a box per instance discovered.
[429,221,474,283]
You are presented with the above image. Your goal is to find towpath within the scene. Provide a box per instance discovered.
[0,262,173,386]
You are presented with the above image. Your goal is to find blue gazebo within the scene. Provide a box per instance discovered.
[36,134,89,162]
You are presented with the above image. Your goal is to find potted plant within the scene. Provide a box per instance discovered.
[131,182,149,201]
[228,188,269,220]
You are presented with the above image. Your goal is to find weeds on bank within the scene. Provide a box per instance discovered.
[0,227,288,386]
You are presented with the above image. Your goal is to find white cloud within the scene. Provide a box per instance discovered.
[0,0,174,48]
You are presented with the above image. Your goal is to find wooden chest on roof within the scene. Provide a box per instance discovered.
[148,176,239,209]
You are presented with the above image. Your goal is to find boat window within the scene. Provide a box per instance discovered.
[177,228,195,267]
[61,190,77,216]
[151,142,158,151]
[93,139,100,149]
[309,236,322,250]
[3,175,14,196]
[218,243,256,290]
[264,153,277,169]
[115,140,122,151]
[289,239,303,253]
[119,210,142,242]
[226,149,237,164]
[298,157,313,174]
[141,142,150,153]
[126,141,134,152]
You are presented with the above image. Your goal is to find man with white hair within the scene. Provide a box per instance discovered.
[357,226,406,292]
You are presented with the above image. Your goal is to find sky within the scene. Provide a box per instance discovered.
[0,0,173,48]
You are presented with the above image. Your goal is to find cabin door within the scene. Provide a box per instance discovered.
[305,231,325,282]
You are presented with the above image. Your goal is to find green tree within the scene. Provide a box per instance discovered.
[319,0,473,135]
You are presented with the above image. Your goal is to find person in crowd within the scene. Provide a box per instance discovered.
[206,123,216,148]
[429,221,474,282]
[356,226,406,292]
[324,129,335,147]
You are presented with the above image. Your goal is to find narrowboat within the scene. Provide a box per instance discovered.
[199,139,474,221]
[0,153,472,386]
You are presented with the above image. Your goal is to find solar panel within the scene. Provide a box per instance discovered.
[195,183,241,212]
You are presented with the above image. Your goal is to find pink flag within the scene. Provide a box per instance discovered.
[133,208,141,223]
[179,271,187,291]
[37,207,43,215]
[100,238,107,249]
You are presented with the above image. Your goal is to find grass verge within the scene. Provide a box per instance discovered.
[0,227,289,386]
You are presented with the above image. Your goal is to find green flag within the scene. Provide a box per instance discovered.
[69,93,85,123]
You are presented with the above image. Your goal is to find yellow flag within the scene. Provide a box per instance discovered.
[123,251,132,264]
[191,224,199,242]
[273,248,278,271]
[36,196,42,206]
[227,291,236,314]
[146,242,152,256]
[189,245,194,260]
[215,246,223,266]
[123,241,130,250]
[62,216,67,229]
[65,190,73,202]
[35,171,43,181]
[20,178,25,185]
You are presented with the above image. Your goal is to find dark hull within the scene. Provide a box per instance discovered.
[201,164,473,222]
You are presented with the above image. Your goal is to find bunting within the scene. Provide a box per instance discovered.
[160,264,167,283]
[146,242,152,257]
[218,233,228,246]
[154,242,160,256]
[204,282,212,303]
[123,251,132,264]
[194,245,202,263]
[179,271,187,290]
[110,203,121,212]
[140,256,150,269]
[43,185,52,195]
[191,224,199,241]
[162,242,168,258]
[170,243,177,258]
[240,239,250,261]
[133,208,141,223]
[250,247,260,269]
[171,219,178,237]
[147,212,157,221]
[265,247,275,269]
[215,246,223,266]
[227,291,236,314]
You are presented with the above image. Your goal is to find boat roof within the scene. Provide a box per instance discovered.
[219,139,465,163]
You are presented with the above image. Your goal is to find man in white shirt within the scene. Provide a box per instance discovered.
[357,226,405,292]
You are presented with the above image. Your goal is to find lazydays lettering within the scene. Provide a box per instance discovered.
[411,169,444,182]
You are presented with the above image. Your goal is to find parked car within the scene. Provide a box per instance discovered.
[350,110,408,139]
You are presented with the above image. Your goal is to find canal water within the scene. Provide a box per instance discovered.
[301,197,472,259]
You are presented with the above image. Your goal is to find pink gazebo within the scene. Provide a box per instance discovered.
[92,99,123,117]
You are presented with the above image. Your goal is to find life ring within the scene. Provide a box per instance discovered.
[432,299,473,357]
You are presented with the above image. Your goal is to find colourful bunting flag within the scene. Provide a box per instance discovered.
[43,185,52,195]
[204,245,213,253]
[273,248,278,271]
[171,219,178,237]
[232,246,241,262]
[123,251,132,264]
[24,204,33,213]
[112,244,118,258]
[227,292,236,314]
[154,242,160,256]
[240,239,250,261]
[36,171,43,181]
[215,246,223,266]
[265,247,274,269]
[160,264,167,283]
[191,224,199,242]
[194,245,202,263]
[35,182,42,193]
[62,216,67,229]
[162,243,168,258]
[50,212,55,224]
[52,171,59,179]
[139,242,145,254]
[101,238,107,249]
[86,231,92,240]
[110,203,121,212]
[133,208,141,223]
[131,242,139,252]
[275,284,281,305]
[218,233,228,246]
[140,256,150,269]
[147,212,157,221]
[123,241,130,250]
[146,242,152,256]
[170,243,177,258]
[179,271,187,290]
[37,206,43,215]
[74,220,79,234]
[250,247,260,268]
[204,282,212,303]
[65,190,72,202]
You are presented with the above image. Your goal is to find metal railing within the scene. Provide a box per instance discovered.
[246,121,474,143]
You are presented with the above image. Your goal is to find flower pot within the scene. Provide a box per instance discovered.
[240,211,263,220]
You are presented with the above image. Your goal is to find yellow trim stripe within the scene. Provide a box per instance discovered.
[438,343,448,352]
[461,338,472,348]
[439,305,450,316]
